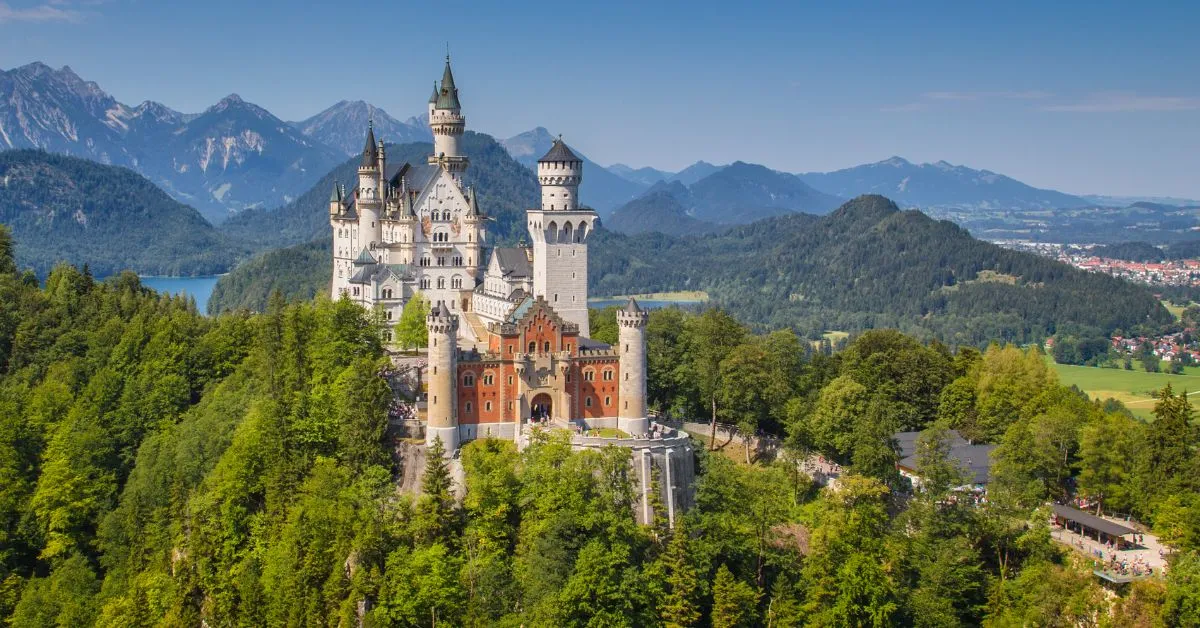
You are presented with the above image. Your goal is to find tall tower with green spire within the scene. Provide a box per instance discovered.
[428,56,468,180]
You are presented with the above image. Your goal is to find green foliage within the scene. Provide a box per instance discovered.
[0,150,245,277]
[711,564,759,628]
[395,291,431,350]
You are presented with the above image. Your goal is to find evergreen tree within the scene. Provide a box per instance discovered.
[711,564,758,628]
[659,520,701,628]
[414,437,457,546]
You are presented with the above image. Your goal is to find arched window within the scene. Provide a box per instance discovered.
[584,369,595,382]
[562,222,573,243]
[437,277,446,289]
[485,401,492,412]
[463,373,475,387]
[465,402,472,414]
[578,221,588,242]
[528,341,537,353]
[547,221,558,244]
[420,278,430,290]
[452,276,462,289]
[585,397,593,407]
[543,341,551,352]
[604,396,611,406]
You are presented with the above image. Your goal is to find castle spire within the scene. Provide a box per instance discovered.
[360,123,378,168]
[436,57,461,110]
[429,82,439,104]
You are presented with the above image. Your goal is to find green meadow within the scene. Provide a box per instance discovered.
[1048,356,1200,419]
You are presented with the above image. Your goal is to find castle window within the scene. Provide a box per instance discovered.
[437,277,445,289]
[463,374,475,387]
[433,366,437,375]
[585,397,593,407]
[465,402,472,414]
[483,373,495,386]
[508,376,513,385]
[420,278,431,290]
[383,331,392,342]
[584,369,595,382]
[624,400,628,409]
[604,396,611,406]
[544,341,551,352]
[386,311,393,320]
[452,276,462,289]
[625,373,629,381]
[554,294,558,302]
[485,401,492,412]
[603,369,614,381]
[352,287,360,296]
[528,341,537,353]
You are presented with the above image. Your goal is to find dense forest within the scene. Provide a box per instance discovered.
[0,151,247,277]
[3,225,1199,626]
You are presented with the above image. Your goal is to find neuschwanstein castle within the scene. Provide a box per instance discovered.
[329,58,674,448]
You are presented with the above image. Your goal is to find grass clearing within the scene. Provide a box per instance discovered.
[1161,300,1187,321]
[1048,356,1200,419]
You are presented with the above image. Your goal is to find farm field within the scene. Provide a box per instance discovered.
[1048,357,1200,419]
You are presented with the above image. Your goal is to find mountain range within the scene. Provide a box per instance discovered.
[797,156,1091,210]
[288,101,430,156]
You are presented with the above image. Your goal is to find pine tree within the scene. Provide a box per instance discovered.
[659,520,701,628]
[414,436,456,545]
[711,564,759,628]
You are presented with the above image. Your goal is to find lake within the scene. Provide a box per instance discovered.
[139,275,222,313]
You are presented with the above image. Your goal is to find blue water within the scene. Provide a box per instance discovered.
[139,276,221,313]
[588,298,705,310]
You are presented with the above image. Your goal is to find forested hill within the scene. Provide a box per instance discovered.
[210,194,1169,344]
[0,150,246,276]
[220,131,537,250]
[590,195,1171,343]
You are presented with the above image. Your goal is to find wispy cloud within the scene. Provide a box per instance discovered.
[881,89,1052,112]
[923,90,1053,101]
[0,1,85,23]
[1042,92,1200,112]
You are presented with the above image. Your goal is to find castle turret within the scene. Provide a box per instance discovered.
[617,298,649,436]
[538,137,583,211]
[528,137,596,336]
[328,182,342,216]
[426,303,459,453]
[428,57,468,180]
[357,123,382,250]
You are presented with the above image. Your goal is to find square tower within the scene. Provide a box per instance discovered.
[528,137,596,337]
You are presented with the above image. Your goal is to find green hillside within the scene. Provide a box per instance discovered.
[0,150,245,276]
[210,195,1171,346]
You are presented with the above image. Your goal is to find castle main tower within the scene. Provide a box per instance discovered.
[428,57,468,182]
[426,304,459,453]
[617,298,649,436]
[527,137,597,336]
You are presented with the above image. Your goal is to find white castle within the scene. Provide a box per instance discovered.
[329,58,695,522]
[330,56,594,339]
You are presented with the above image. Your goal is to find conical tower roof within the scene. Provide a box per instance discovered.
[429,82,439,104]
[622,297,643,314]
[329,182,342,203]
[435,58,461,110]
[539,136,581,163]
[360,122,378,168]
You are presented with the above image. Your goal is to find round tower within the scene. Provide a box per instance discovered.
[357,123,382,249]
[429,57,468,179]
[537,137,583,211]
[426,303,460,453]
[617,298,649,436]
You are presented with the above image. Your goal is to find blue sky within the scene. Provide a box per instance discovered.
[1,0,1198,197]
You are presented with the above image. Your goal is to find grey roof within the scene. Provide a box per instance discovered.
[353,249,377,266]
[622,297,643,314]
[1050,504,1135,537]
[361,124,378,167]
[898,443,996,485]
[467,187,480,216]
[329,182,342,203]
[388,162,439,194]
[539,138,581,163]
[429,82,439,104]
[435,60,461,110]
[579,337,612,350]
[894,429,969,459]
[493,247,532,278]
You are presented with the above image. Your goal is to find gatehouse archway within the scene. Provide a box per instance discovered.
[530,393,553,423]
